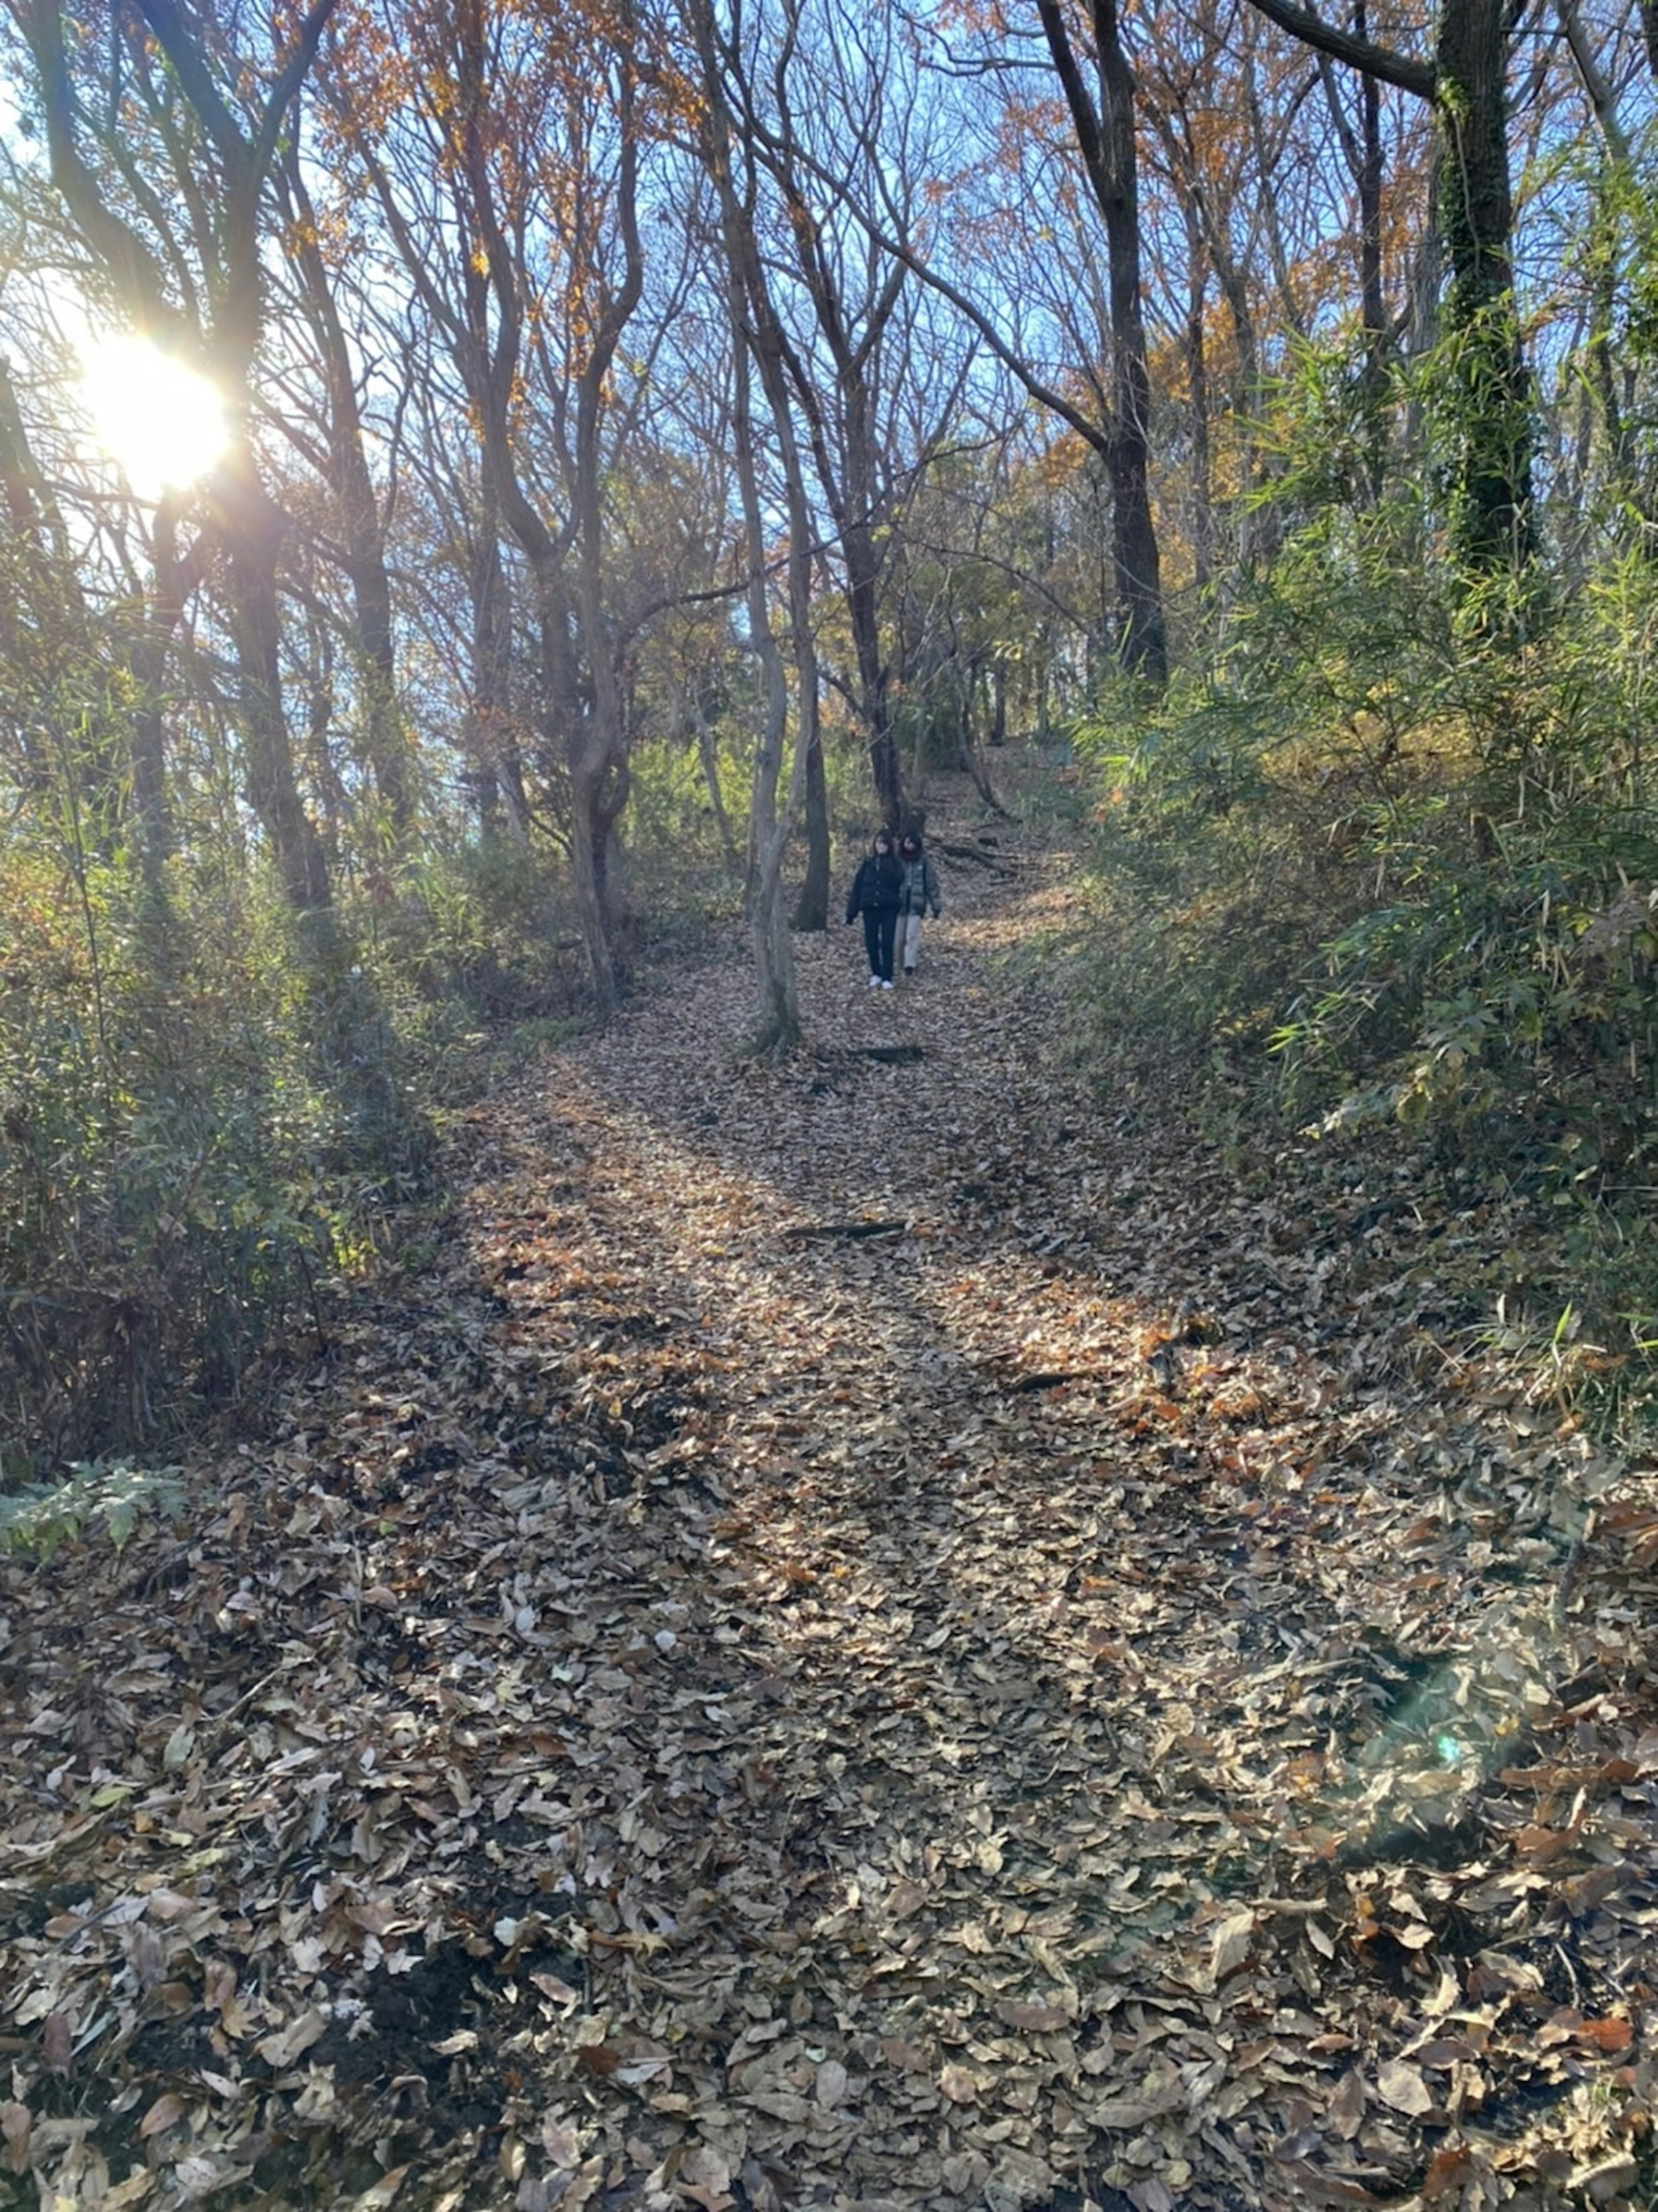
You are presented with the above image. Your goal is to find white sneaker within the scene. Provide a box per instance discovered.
[880,978,895,990]
[868,973,881,988]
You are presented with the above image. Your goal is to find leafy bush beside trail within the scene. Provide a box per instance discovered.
[1064,506,1658,1438]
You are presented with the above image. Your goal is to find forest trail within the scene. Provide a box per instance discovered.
[3,784,1655,2212]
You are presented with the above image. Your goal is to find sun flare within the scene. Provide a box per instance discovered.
[78,334,229,498]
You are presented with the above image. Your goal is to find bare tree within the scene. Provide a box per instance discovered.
[273,121,413,850]
[689,0,820,1045]
[1034,0,1167,682]
[10,0,339,909]
[320,0,661,1005]
[710,0,972,834]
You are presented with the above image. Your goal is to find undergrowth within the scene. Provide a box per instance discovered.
[0,716,772,1490]
[0,1458,185,1560]
[1062,506,1658,1447]
[1,850,421,1481]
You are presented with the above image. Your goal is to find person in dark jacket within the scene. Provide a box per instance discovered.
[895,830,941,976]
[845,830,904,988]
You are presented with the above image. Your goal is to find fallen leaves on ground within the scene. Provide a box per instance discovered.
[3,788,1656,2211]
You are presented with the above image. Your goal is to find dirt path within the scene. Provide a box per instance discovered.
[3,815,1655,2211]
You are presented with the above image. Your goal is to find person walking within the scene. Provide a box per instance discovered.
[845,829,904,988]
[895,830,941,977]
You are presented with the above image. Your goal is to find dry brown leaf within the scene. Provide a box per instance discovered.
[0,2101,30,2175]
[1421,2145,1474,2200]
[138,2092,185,2138]
[42,2012,73,2075]
[350,2166,412,2208]
[1376,2057,1433,2116]
[1208,1908,1256,1983]
[1328,2067,1367,2140]
[994,2000,1071,2033]
[1087,2080,1188,2130]
[814,2058,849,2109]
[255,2009,326,2069]
[3,805,1652,2212]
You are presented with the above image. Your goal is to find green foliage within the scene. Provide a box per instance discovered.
[0,608,779,1492]
[1274,565,1658,1175]
[1063,539,1425,1074]
[1065,410,1658,1431]
[1253,333,1396,517]
[626,729,740,857]
[821,717,882,842]
[1076,496,1658,1123]
[0,1458,184,1560]
[620,729,749,941]
[892,682,970,777]
[388,835,583,1024]
[0,826,434,1481]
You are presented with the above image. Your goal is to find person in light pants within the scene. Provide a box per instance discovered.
[895,830,941,976]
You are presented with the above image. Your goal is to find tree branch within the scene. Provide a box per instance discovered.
[1239,0,1436,100]
[1554,0,1629,163]
[23,0,177,333]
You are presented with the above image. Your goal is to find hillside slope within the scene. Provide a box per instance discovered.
[3,785,1655,2210]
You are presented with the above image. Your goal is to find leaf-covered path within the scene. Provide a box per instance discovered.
[4,807,1657,2211]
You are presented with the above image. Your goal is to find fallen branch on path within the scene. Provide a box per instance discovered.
[936,837,1015,871]
[780,1218,908,1241]
[997,1368,1097,1392]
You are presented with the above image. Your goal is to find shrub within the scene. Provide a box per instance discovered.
[1063,490,1658,1435]
[0,843,429,1481]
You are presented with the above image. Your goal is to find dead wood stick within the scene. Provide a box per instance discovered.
[935,838,1013,868]
[781,1219,908,1241]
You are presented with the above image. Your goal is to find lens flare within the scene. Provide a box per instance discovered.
[78,334,228,497]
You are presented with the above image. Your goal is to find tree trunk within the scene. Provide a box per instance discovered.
[213,444,330,913]
[1435,0,1534,570]
[463,502,527,841]
[690,693,742,875]
[732,313,803,1046]
[529,558,618,1008]
[567,752,621,1008]
[1354,14,1388,500]
[0,353,94,810]
[128,495,196,900]
[569,583,626,1013]
[690,0,813,1049]
[282,143,411,844]
[791,727,830,931]
[563,76,645,1015]
[133,0,339,906]
[1244,0,1533,574]
[847,532,900,827]
[1036,0,1167,685]
[1180,218,1215,591]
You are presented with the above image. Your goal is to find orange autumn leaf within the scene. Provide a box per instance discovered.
[1513,1824,1576,1865]
[1421,2145,1474,2200]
